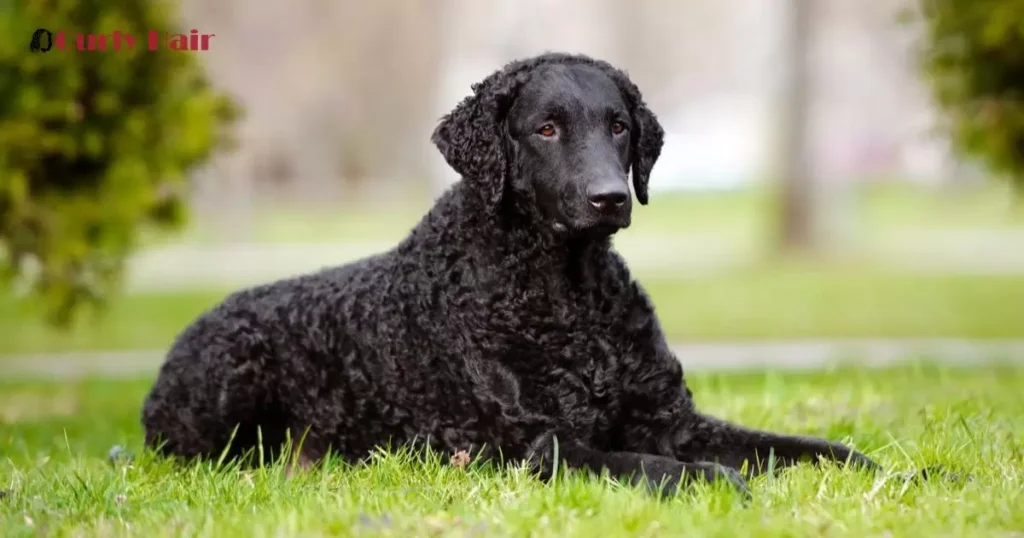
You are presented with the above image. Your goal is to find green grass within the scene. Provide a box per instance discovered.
[1,267,1023,356]
[146,183,1024,246]
[1,363,1021,536]
[645,267,1024,340]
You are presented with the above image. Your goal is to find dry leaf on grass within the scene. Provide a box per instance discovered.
[450,450,471,469]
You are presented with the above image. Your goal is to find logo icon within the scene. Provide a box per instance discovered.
[29,28,53,52]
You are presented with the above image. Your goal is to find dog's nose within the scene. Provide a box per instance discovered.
[587,187,629,213]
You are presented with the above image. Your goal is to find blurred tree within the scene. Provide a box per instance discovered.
[917,0,1024,191]
[0,0,239,327]
[776,0,819,253]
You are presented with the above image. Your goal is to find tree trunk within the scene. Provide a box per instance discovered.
[776,0,817,254]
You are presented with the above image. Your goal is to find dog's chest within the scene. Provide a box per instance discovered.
[520,331,624,442]
[468,263,645,434]
[497,291,629,437]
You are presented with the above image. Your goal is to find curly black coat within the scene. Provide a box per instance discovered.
[141,52,879,496]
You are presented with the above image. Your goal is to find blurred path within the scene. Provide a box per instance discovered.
[126,230,1024,291]
[2,339,1022,380]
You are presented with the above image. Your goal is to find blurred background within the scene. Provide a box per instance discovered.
[2,0,1024,377]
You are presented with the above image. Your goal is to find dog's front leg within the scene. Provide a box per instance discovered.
[525,434,750,497]
[675,413,882,477]
[615,320,881,478]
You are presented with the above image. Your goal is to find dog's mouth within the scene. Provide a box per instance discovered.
[584,219,628,237]
[582,224,623,241]
[553,216,629,239]
[545,194,631,239]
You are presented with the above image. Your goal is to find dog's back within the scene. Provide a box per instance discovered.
[139,185,500,462]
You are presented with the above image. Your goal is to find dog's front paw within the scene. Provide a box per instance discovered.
[824,441,882,473]
[844,448,882,473]
[904,464,973,484]
[694,461,752,500]
[645,461,751,500]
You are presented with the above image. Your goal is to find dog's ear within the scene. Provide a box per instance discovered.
[431,74,519,207]
[608,73,664,206]
[628,101,664,206]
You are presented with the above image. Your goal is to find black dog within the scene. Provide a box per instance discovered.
[141,52,879,496]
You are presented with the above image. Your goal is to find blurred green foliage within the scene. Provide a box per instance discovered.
[918,0,1024,190]
[0,0,239,327]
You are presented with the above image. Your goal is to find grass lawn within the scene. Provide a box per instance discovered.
[152,183,1024,246]
[1,267,1023,356]
[1,363,1021,536]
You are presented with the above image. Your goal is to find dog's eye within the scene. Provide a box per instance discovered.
[537,124,556,137]
[611,121,627,135]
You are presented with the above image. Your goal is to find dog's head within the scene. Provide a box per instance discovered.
[432,53,664,238]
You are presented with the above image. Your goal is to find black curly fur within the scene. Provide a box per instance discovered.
[141,52,880,497]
